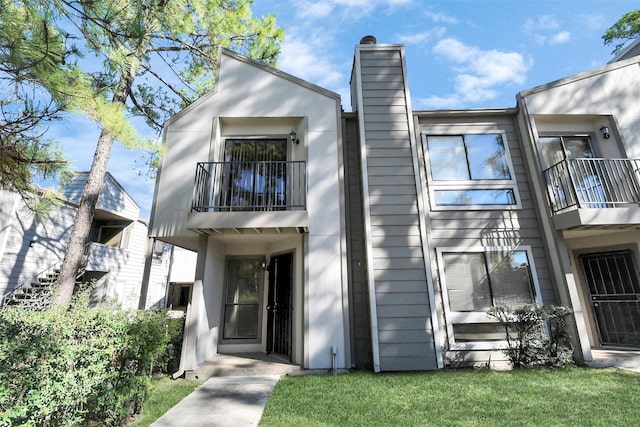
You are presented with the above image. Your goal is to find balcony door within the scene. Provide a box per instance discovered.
[580,250,640,348]
[539,136,595,170]
[539,136,602,209]
[222,139,287,211]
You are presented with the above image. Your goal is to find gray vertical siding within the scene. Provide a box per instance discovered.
[358,48,437,370]
[343,114,373,369]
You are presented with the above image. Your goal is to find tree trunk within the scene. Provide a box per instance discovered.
[51,127,115,306]
[50,32,151,308]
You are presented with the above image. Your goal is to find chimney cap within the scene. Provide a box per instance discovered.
[360,35,377,45]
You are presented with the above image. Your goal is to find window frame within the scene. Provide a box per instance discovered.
[422,132,521,210]
[97,224,130,249]
[220,256,265,343]
[436,246,544,350]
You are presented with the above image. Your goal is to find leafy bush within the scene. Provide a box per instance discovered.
[0,296,180,426]
[487,305,574,368]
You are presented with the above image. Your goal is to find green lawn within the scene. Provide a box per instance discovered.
[129,377,203,427]
[261,368,640,426]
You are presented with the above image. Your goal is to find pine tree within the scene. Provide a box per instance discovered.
[0,0,283,306]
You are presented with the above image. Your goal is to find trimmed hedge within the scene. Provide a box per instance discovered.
[0,296,184,426]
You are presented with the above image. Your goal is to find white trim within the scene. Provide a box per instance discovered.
[421,131,522,211]
[335,100,352,370]
[402,49,444,369]
[436,245,544,351]
[354,46,381,373]
[0,194,19,265]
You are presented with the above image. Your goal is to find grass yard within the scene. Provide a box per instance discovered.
[129,377,203,426]
[261,368,640,426]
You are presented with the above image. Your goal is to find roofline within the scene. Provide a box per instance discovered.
[412,107,519,117]
[518,54,640,99]
[608,38,640,64]
[71,171,141,210]
[164,47,341,128]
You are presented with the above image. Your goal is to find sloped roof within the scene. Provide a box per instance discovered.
[518,52,640,99]
[609,38,640,63]
[165,48,340,127]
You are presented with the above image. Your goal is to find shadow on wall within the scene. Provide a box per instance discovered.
[4,203,74,293]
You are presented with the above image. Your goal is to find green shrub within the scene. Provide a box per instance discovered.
[487,305,574,369]
[0,297,179,426]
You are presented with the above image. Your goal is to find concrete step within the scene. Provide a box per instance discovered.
[588,349,640,372]
[186,353,300,380]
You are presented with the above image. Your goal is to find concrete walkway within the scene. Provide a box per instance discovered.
[151,354,298,426]
[151,375,280,427]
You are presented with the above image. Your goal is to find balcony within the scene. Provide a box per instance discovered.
[543,158,640,229]
[188,161,308,235]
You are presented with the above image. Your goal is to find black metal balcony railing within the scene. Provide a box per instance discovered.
[192,161,306,212]
[543,158,640,213]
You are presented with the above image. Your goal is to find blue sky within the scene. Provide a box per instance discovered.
[53,0,636,218]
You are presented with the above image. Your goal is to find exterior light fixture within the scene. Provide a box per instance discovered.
[289,130,300,145]
[600,126,610,139]
[261,259,269,270]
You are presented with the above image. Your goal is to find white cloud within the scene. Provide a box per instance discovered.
[524,15,571,45]
[550,31,570,45]
[293,0,413,20]
[416,38,529,109]
[424,10,458,24]
[279,33,345,89]
[577,14,604,31]
[525,15,560,32]
[397,27,446,45]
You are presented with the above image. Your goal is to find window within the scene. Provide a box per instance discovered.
[538,135,594,170]
[222,258,263,340]
[437,247,542,349]
[423,133,519,209]
[96,224,131,249]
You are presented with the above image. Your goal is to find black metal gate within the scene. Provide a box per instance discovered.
[580,250,640,347]
[266,253,293,358]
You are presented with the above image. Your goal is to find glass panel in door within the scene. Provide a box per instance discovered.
[223,258,262,340]
[221,139,287,211]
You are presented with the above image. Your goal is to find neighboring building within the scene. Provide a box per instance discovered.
[149,37,640,373]
[515,51,640,362]
[0,172,184,310]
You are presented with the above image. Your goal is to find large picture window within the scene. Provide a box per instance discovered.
[423,133,519,209]
[437,247,542,349]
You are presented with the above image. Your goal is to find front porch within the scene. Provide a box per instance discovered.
[184,353,300,380]
[588,349,640,372]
